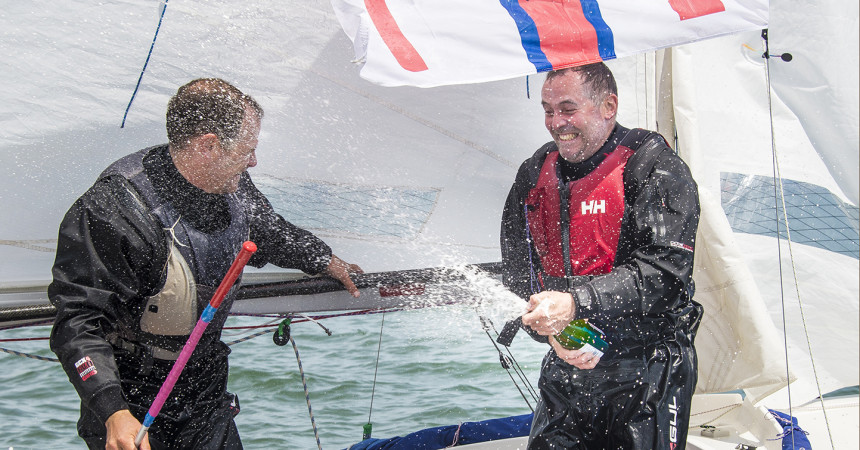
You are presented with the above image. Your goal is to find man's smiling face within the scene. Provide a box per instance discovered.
[541,70,617,163]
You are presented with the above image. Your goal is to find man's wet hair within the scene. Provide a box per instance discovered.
[166,78,264,149]
[545,62,617,103]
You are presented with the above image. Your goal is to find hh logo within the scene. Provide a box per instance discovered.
[581,200,606,215]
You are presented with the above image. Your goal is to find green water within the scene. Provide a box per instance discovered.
[0,306,545,449]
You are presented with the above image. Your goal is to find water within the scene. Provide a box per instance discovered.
[0,302,546,449]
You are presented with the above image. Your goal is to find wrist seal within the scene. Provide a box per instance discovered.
[572,285,598,317]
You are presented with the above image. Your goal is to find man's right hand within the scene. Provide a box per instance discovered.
[105,409,150,450]
[521,290,576,336]
[324,254,364,298]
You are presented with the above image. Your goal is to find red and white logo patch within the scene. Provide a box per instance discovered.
[669,241,693,253]
[75,356,98,381]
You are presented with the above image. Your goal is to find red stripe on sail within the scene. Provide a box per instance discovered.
[668,0,726,20]
[518,0,602,69]
[364,0,428,72]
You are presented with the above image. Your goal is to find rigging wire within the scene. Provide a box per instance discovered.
[761,29,835,449]
[485,315,538,402]
[477,312,538,410]
[364,311,387,440]
[0,308,407,362]
[121,0,169,128]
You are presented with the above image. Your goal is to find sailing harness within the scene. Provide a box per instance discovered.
[101,147,250,368]
[135,241,257,447]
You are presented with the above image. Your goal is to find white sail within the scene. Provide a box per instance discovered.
[770,0,859,205]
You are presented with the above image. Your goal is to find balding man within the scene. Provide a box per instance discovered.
[50,78,362,449]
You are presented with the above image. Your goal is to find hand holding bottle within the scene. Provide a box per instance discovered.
[551,319,608,369]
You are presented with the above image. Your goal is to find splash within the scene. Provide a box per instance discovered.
[448,263,528,325]
[372,259,528,342]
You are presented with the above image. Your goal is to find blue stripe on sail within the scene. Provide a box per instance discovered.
[499,0,553,72]
[580,0,616,60]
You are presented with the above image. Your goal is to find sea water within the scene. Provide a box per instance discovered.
[0,271,545,449]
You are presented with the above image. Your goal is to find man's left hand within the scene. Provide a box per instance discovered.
[325,254,364,298]
[549,335,601,370]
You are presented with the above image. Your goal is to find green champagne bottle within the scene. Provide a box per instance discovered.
[554,319,608,357]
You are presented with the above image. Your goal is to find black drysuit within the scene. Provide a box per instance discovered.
[49,145,333,449]
[500,125,703,449]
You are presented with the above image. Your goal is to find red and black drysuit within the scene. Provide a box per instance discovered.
[500,125,703,449]
[49,145,333,449]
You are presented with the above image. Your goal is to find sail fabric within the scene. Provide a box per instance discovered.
[689,190,794,396]
[769,0,860,205]
[331,0,769,87]
[664,28,859,397]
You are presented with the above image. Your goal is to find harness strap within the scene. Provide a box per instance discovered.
[559,180,573,278]
[108,334,182,371]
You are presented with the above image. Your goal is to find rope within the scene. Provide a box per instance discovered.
[762,27,795,424]
[0,336,49,343]
[223,323,281,346]
[121,0,169,128]
[0,331,57,361]
[446,422,463,448]
[290,334,323,450]
[0,320,54,332]
[761,29,835,449]
[0,346,58,362]
[0,239,56,252]
[526,75,531,99]
[223,309,403,345]
[524,204,539,294]
[230,308,403,324]
[690,403,742,427]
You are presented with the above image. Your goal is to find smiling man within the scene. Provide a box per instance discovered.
[541,66,618,164]
[500,63,703,449]
[49,78,363,450]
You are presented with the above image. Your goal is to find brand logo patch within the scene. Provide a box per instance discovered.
[668,395,678,449]
[75,356,98,381]
[580,200,606,215]
[669,241,693,252]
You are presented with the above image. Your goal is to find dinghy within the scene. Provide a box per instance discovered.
[1,0,856,448]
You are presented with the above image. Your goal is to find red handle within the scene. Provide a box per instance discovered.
[209,241,257,309]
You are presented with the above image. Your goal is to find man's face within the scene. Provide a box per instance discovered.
[208,106,260,194]
[541,71,617,163]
